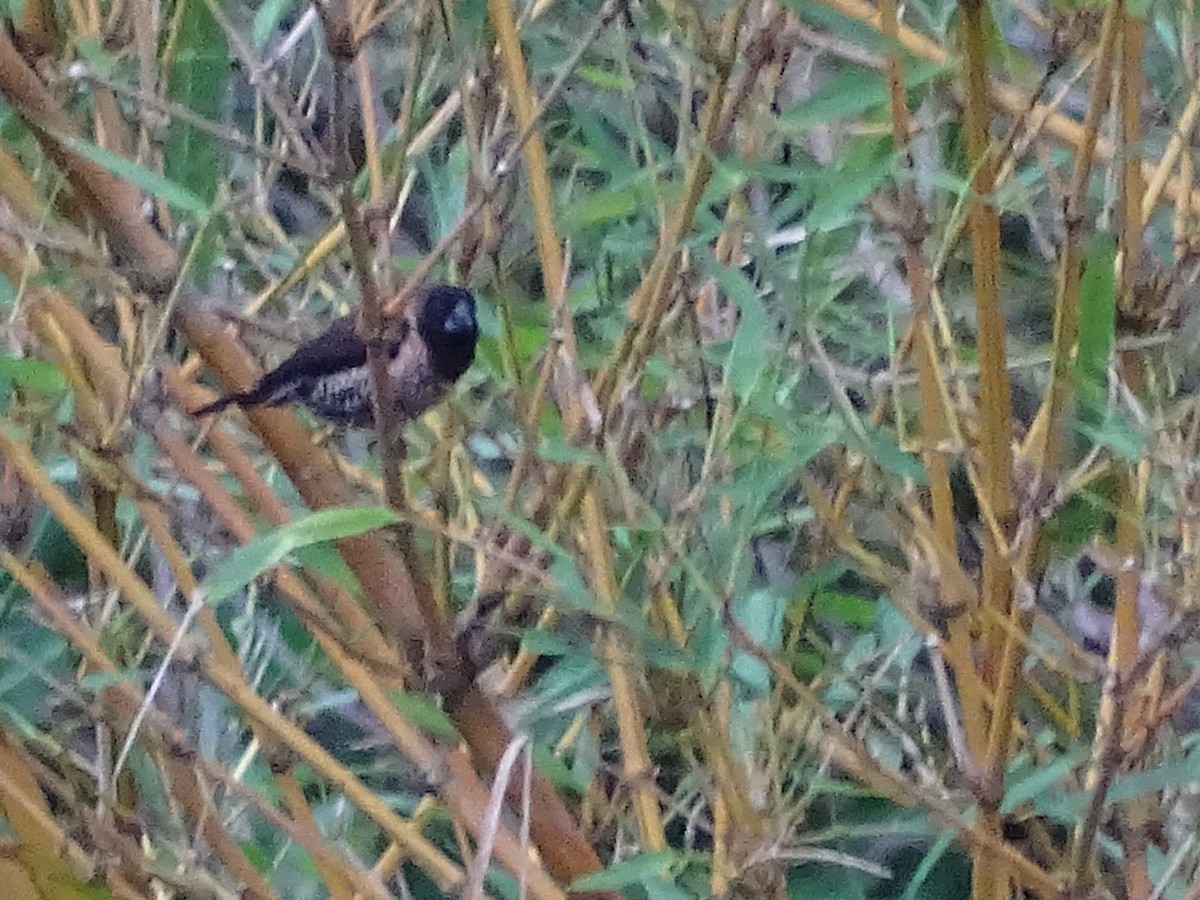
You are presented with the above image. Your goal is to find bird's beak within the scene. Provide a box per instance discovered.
[445,297,476,333]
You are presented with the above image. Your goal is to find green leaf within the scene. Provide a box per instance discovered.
[701,257,769,402]
[770,416,840,470]
[781,61,943,131]
[1075,409,1145,462]
[75,38,121,79]
[576,65,629,90]
[1001,748,1085,814]
[570,106,631,172]
[644,876,699,900]
[63,136,209,217]
[730,588,786,692]
[166,0,228,209]
[199,506,397,605]
[519,650,609,727]
[422,141,469,237]
[291,542,361,588]
[0,354,67,392]
[390,692,459,740]
[1041,487,1114,558]
[811,589,875,628]
[520,629,577,657]
[0,629,69,707]
[165,0,228,277]
[778,0,929,57]
[1075,233,1116,418]
[1023,749,1200,822]
[637,633,698,673]
[572,851,682,891]
[900,830,956,900]
[1107,754,1200,805]
[859,424,928,483]
[537,434,605,467]
[253,0,297,49]
[565,184,640,230]
[788,863,871,899]
[531,743,580,792]
[804,140,895,232]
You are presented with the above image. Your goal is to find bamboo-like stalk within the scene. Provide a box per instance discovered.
[489,0,752,676]
[588,492,669,850]
[164,374,405,673]
[14,0,59,55]
[134,499,359,900]
[0,33,178,294]
[958,0,1015,667]
[47,279,591,895]
[816,0,1200,215]
[722,612,1065,898]
[957,2,1015,899]
[484,0,783,859]
[487,0,572,354]
[659,13,789,865]
[0,8,612,893]
[1083,10,1152,898]
[1113,0,1147,713]
[1022,3,1122,472]
[12,0,1197,890]
[0,733,107,898]
[152,399,567,898]
[0,145,44,226]
[323,1,613,881]
[0,549,397,900]
[275,779,356,900]
[0,427,469,888]
[877,0,984,761]
[183,302,609,890]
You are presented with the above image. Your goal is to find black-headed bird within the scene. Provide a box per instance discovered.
[193,284,477,427]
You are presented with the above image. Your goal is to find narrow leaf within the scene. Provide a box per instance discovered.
[781,60,945,131]
[64,136,209,216]
[1075,233,1117,422]
[200,507,397,605]
[0,355,67,392]
[166,0,228,209]
[572,851,681,891]
[702,257,769,402]
[253,0,297,49]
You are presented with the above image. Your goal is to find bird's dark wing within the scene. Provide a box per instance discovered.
[192,314,363,415]
[193,314,409,417]
[250,313,367,393]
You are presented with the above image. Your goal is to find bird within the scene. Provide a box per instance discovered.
[193,284,478,427]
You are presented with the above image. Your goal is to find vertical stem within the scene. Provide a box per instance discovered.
[487,0,572,353]
[1023,2,1122,472]
[958,0,1014,671]
[1113,12,1151,900]
[958,2,1014,898]
[879,0,984,759]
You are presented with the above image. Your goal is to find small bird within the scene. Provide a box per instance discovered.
[194,284,478,427]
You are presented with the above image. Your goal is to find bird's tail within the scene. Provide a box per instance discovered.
[192,393,246,417]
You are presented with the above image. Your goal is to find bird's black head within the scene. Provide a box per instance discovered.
[417,285,478,381]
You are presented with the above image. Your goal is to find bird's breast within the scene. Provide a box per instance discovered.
[386,341,451,420]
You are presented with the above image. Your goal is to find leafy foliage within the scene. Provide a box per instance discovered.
[0,0,1199,898]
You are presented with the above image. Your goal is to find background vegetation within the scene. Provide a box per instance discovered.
[1,0,1198,897]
